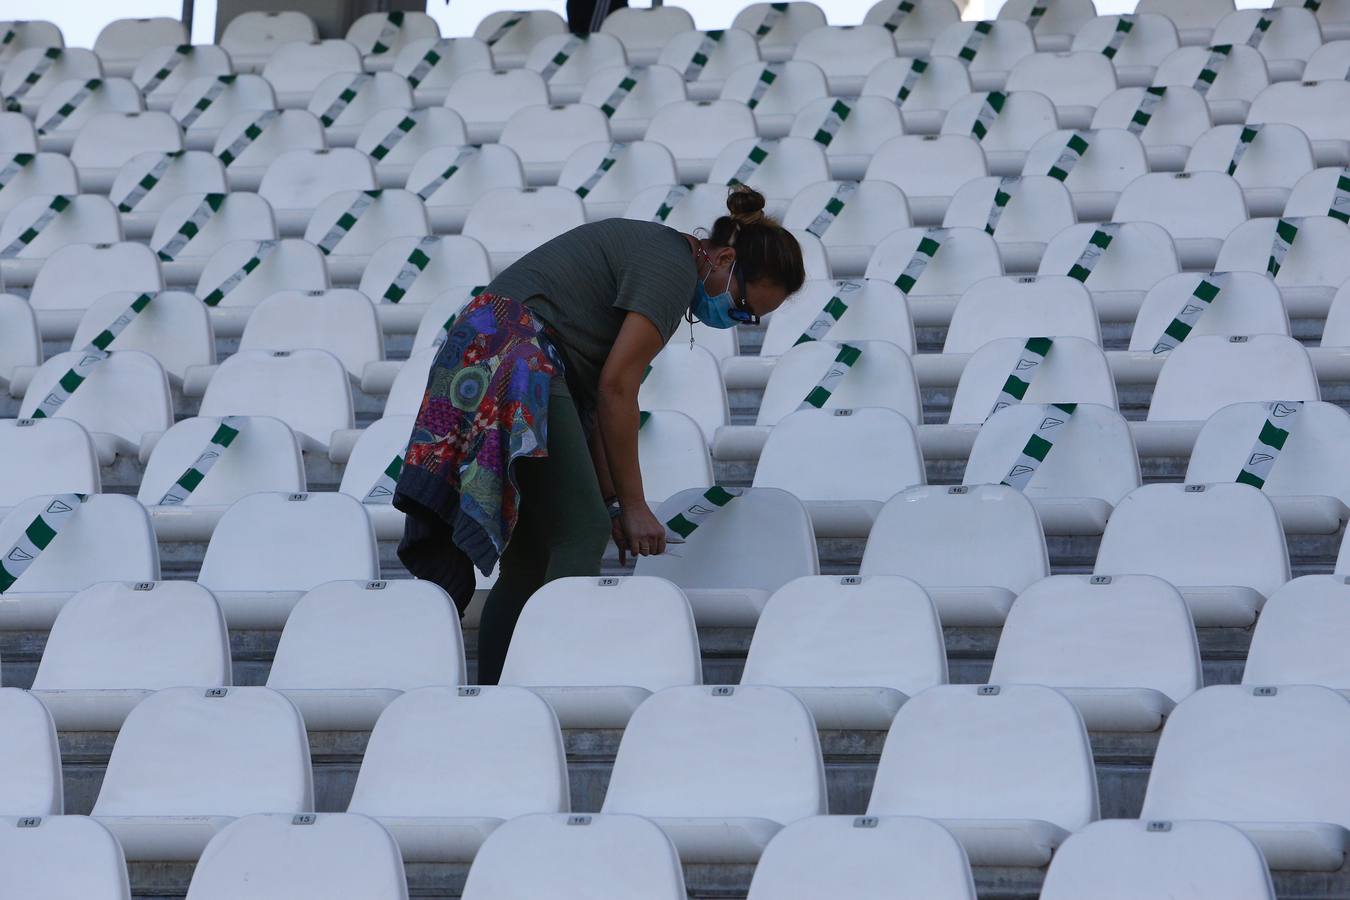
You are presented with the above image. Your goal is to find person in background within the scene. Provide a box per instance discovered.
[568,0,628,35]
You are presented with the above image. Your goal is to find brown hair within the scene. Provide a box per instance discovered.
[708,186,806,295]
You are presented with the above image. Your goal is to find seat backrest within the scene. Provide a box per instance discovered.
[198,492,377,593]
[1116,172,1246,242]
[1287,166,1350,219]
[1218,216,1350,290]
[764,278,915,358]
[1187,401,1350,507]
[32,78,144,137]
[349,685,568,817]
[1092,86,1211,149]
[194,238,329,310]
[747,814,977,900]
[732,2,829,58]
[1186,123,1314,191]
[636,487,819,592]
[93,17,186,64]
[1036,221,1178,292]
[211,109,325,172]
[788,97,905,168]
[131,45,232,103]
[70,112,183,170]
[464,812,685,900]
[1130,272,1289,354]
[864,226,1004,299]
[185,813,407,900]
[656,28,762,91]
[0,688,62,816]
[347,9,439,57]
[708,138,831,206]
[259,148,376,210]
[862,0,962,43]
[462,187,587,257]
[268,579,465,690]
[0,48,101,105]
[0,152,77,218]
[392,38,492,91]
[1141,684,1350,827]
[870,683,1097,828]
[1148,334,1319,422]
[199,348,352,446]
[945,275,1100,353]
[108,150,227,216]
[0,418,100,507]
[92,686,312,817]
[1304,38,1350,81]
[756,339,922,427]
[931,20,1035,75]
[355,108,468,169]
[1040,819,1276,900]
[637,410,713,503]
[861,484,1049,591]
[473,9,568,64]
[260,39,362,95]
[556,140,678,206]
[1022,129,1148,197]
[1212,8,1322,62]
[238,288,382,378]
[990,574,1202,703]
[73,290,212,382]
[0,815,131,900]
[406,143,526,210]
[1136,0,1236,32]
[1153,44,1268,104]
[503,104,614,173]
[795,24,897,84]
[34,581,230,690]
[579,64,688,128]
[149,192,277,261]
[645,99,758,166]
[303,189,429,258]
[861,55,972,112]
[743,574,947,695]
[29,242,161,312]
[0,494,158,593]
[0,194,121,259]
[523,32,627,93]
[721,59,829,121]
[19,350,172,447]
[170,75,277,135]
[945,175,1076,246]
[865,134,988,199]
[1094,483,1290,595]
[442,69,549,130]
[963,402,1139,504]
[359,236,491,307]
[500,575,701,691]
[1071,14,1179,69]
[998,0,1097,38]
[753,407,925,503]
[306,71,412,131]
[1244,576,1350,689]
[0,293,40,382]
[602,684,827,821]
[138,415,304,508]
[943,90,1060,154]
[221,12,319,60]
[950,335,1117,425]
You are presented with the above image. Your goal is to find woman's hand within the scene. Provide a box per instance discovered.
[617,502,667,565]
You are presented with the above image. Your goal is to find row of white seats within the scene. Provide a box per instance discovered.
[8,570,1350,735]
[0,477,1336,629]
[2,674,1348,872]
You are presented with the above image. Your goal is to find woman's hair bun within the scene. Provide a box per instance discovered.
[726,185,767,226]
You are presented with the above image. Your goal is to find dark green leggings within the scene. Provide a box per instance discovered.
[477,387,611,685]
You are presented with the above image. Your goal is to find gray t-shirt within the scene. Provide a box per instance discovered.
[486,219,697,410]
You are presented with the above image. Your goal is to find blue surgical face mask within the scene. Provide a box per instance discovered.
[689,251,746,330]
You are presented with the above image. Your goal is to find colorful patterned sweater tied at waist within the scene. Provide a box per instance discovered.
[394,292,564,610]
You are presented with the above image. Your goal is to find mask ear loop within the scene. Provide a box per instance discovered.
[688,227,712,348]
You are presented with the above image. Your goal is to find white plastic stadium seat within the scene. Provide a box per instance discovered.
[865,135,988,225]
[556,140,679,221]
[392,38,492,104]
[707,136,829,218]
[149,192,277,266]
[1304,38,1350,80]
[635,487,818,627]
[499,575,701,729]
[27,241,161,324]
[196,492,378,629]
[991,574,1202,731]
[192,240,329,332]
[302,190,429,278]
[752,408,924,538]
[602,684,827,862]
[1022,129,1148,222]
[941,91,1058,178]
[863,0,962,57]
[32,581,230,731]
[1040,819,1277,900]
[741,574,947,730]
[1071,13,1179,87]
[0,418,99,511]
[1248,81,1350,168]
[70,112,183,192]
[0,152,76,219]
[1244,576,1350,691]
[867,683,1098,866]
[462,813,686,900]
[1186,124,1315,217]
[347,10,438,67]
[747,814,977,900]
[761,279,915,356]
[356,108,469,186]
[949,337,1115,428]
[656,28,762,102]
[1136,0,1235,46]
[185,813,407,900]
[93,17,186,78]
[1092,86,1212,172]
[306,71,413,148]
[860,485,1050,626]
[962,403,1140,535]
[1147,335,1319,423]
[752,339,922,430]
[347,686,569,863]
[0,21,63,70]
[407,144,527,233]
[863,227,1004,325]
[732,2,829,63]
[1220,217,1350,317]
[945,276,1100,353]
[579,64,688,143]
[645,99,758,183]
[931,20,1036,91]
[0,195,121,273]
[601,6,695,66]
[442,69,549,145]
[1188,402,1350,535]
[132,45,232,111]
[20,351,171,460]
[1114,172,1247,270]
[109,149,229,236]
[788,96,904,183]
[1094,483,1290,627]
[1142,684,1350,871]
[792,25,897,96]
[463,187,587,272]
[638,411,714,503]
[221,13,319,73]
[720,60,830,139]
[259,149,376,230]
[999,0,1097,51]
[1129,272,1289,354]
[211,109,324,193]
[1152,44,1267,126]
[943,179,1076,272]
[524,32,627,106]
[236,289,383,380]
[71,291,212,387]
[92,686,312,862]
[1006,53,1117,130]
[360,236,492,309]
[0,688,62,815]
[0,815,132,900]
[0,48,101,115]
[260,40,362,108]
[1210,9,1321,83]
[31,78,143,148]
[1036,222,1179,322]
[472,10,567,70]
[860,55,973,136]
